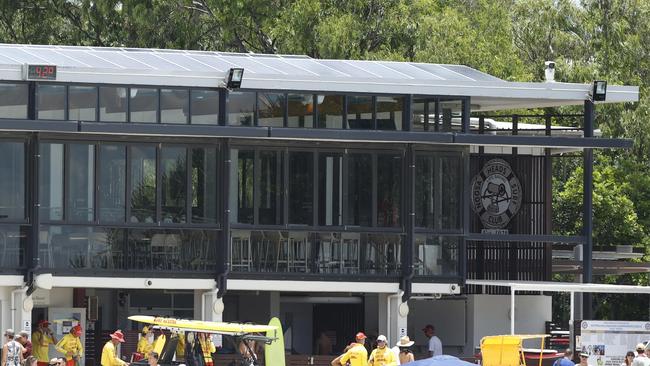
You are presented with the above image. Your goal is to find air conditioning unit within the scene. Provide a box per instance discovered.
[87,296,99,322]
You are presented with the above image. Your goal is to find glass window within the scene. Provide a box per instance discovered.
[289,151,313,225]
[191,89,219,124]
[318,152,343,226]
[411,99,426,131]
[377,153,401,227]
[99,86,127,122]
[130,88,158,123]
[227,91,255,126]
[161,89,189,124]
[376,96,403,130]
[37,84,65,120]
[0,225,27,268]
[99,144,126,223]
[287,94,314,128]
[0,142,25,220]
[258,93,285,127]
[0,83,27,119]
[414,235,459,276]
[230,149,254,224]
[317,95,343,129]
[191,148,218,224]
[259,150,284,225]
[415,155,435,229]
[441,156,462,229]
[39,143,64,221]
[40,225,127,270]
[68,85,97,121]
[67,144,95,222]
[346,153,372,226]
[161,146,187,223]
[129,146,156,223]
[347,95,373,129]
[440,99,462,132]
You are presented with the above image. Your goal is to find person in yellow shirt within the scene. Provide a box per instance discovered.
[136,327,153,359]
[174,331,185,361]
[336,332,368,366]
[151,331,166,356]
[198,333,216,366]
[100,330,128,366]
[32,321,57,366]
[368,335,397,366]
[55,325,83,366]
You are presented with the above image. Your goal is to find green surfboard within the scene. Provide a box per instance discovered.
[265,317,285,366]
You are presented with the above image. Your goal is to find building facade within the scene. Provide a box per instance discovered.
[0,44,638,363]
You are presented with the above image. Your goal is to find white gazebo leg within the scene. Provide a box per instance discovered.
[511,288,516,335]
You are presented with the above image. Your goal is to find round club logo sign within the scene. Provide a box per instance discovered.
[471,159,522,229]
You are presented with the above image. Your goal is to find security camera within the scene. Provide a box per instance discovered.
[544,61,556,82]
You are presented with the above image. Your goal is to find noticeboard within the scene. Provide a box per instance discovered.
[579,320,650,366]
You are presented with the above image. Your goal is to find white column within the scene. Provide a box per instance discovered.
[12,288,32,335]
[201,291,223,322]
[270,291,280,319]
[386,294,407,345]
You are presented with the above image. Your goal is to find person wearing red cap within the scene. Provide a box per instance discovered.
[32,321,56,366]
[55,326,83,366]
[332,332,368,366]
[101,330,129,366]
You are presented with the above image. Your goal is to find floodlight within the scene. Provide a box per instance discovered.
[592,80,607,101]
[226,68,244,89]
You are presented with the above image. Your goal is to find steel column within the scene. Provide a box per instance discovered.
[217,140,231,297]
[583,100,594,319]
[401,144,415,302]
[27,133,40,281]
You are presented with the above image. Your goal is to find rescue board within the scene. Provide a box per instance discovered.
[128,315,277,335]
[264,317,285,366]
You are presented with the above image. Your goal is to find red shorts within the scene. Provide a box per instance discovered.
[66,360,75,366]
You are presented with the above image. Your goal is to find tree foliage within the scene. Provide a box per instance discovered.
[1,0,650,320]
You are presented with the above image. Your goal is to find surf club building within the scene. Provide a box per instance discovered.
[0,44,638,363]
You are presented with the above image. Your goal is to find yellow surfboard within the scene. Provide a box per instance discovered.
[265,317,285,366]
[128,315,277,335]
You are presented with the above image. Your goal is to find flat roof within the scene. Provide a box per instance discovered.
[0,44,639,111]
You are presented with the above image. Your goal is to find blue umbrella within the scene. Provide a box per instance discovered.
[404,355,477,366]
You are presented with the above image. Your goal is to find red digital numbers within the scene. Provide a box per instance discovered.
[28,65,56,80]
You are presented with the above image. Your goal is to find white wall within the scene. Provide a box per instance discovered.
[0,286,12,331]
[406,294,552,358]
[468,294,552,355]
[408,298,468,355]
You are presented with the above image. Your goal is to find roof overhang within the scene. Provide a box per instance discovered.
[466,279,650,294]
[0,43,639,112]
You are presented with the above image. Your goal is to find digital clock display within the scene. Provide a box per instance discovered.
[26,65,57,80]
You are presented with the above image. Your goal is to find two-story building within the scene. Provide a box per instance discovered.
[0,44,638,363]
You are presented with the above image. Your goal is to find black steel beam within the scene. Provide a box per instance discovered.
[80,122,268,137]
[466,233,585,243]
[583,100,594,319]
[269,127,455,144]
[0,119,78,132]
[454,134,632,149]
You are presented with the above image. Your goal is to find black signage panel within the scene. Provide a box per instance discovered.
[26,65,57,80]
